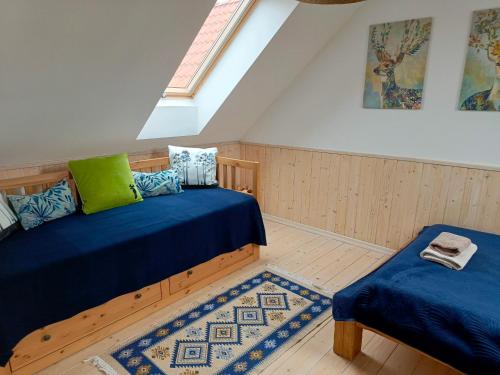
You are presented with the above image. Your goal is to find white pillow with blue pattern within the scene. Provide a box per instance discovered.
[133,169,183,198]
[8,180,77,230]
[168,145,218,186]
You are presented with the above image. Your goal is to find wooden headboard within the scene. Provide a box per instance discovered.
[0,156,260,202]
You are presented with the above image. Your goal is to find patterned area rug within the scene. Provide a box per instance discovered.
[86,268,333,375]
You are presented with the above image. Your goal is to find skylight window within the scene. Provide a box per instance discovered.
[163,0,254,98]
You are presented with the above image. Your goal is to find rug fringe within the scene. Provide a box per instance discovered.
[265,264,335,296]
[84,356,120,375]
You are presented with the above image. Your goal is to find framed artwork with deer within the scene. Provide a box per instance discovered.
[363,18,433,110]
[459,8,499,112]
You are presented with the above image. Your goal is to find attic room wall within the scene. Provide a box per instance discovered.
[241,0,500,250]
[0,0,215,168]
[0,0,360,169]
[244,0,500,167]
[0,142,241,179]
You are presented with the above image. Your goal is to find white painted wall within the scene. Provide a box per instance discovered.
[244,0,500,167]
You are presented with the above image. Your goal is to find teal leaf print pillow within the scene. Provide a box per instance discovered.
[133,169,183,198]
[8,180,77,230]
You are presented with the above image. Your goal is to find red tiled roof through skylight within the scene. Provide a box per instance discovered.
[167,0,243,89]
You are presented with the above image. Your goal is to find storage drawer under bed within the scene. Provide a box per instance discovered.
[10,282,162,371]
[169,244,255,294]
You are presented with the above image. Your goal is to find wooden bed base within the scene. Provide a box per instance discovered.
[0,155,261,375]
[333,321,462,373]
[333,238,463,374]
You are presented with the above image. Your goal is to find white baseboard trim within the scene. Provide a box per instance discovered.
[263,213,395,256]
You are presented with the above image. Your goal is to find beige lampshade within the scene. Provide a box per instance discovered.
[297,0,365,4]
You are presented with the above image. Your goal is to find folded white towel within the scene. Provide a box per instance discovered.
[420,243,477,270]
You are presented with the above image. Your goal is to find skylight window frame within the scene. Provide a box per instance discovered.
[164,0,256,98]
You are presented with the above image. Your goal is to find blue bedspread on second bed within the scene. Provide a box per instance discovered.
[0,187,266,366]
[332,224,500,374]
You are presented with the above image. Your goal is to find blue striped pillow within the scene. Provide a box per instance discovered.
[0,193,19,241]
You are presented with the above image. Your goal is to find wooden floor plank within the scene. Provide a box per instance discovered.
[37,219,454,375]
[342,335,397,375]
[308,330,376,375]
[260,319,333,375]
[377,345,422,375]
[267,320,335,375]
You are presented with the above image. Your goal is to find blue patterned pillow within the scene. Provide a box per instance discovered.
[133,169,183,198]
[8,180,77,230]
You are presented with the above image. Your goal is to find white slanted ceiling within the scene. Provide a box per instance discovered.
[0,0,361,168]
[198,1,362,143]
[142,1,362,144]
[0,0,214,167]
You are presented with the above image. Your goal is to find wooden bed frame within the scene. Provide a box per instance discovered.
[333,239,463,374]
[0,156,261,375]
[333,322,462,373]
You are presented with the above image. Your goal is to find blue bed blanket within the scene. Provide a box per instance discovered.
[0,187,266,366]
[332,224,500,374]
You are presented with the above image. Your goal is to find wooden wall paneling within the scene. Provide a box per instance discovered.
[313,152,334,230]
[307,152,322,228]
[344,156,362,239]
[219,142,241,159]
[373,159,398,247]
[354,157,377,242]
[325,153,341,233]
[241,143,500,250]
[414,164,453,237]
[385,161,407,249]
[427,165,453,228]
[293,150,313,224]
[334,155,352,235]
[277,148,296,220]
[476,171,500,233]
[458,169,486,229]
[398,161,424,249]
[365,158,386,244]
[386,161,424,249]
[443,167,468,226]
[254,145,267,209]
[413,164,439,238]
[267,146,281,215]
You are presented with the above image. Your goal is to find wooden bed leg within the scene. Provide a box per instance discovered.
[334,321,362,360]
[0,364,12,375]
[252,245,260,260]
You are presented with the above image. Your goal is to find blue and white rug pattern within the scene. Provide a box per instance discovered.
[87,268,332,375]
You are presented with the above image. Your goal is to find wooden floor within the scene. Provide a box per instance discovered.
[38,219,461,375]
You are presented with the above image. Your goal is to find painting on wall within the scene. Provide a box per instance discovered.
[459,8,499,112]
[363,18,432,110]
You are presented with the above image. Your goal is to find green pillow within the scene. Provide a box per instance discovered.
[68,153,142,214]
